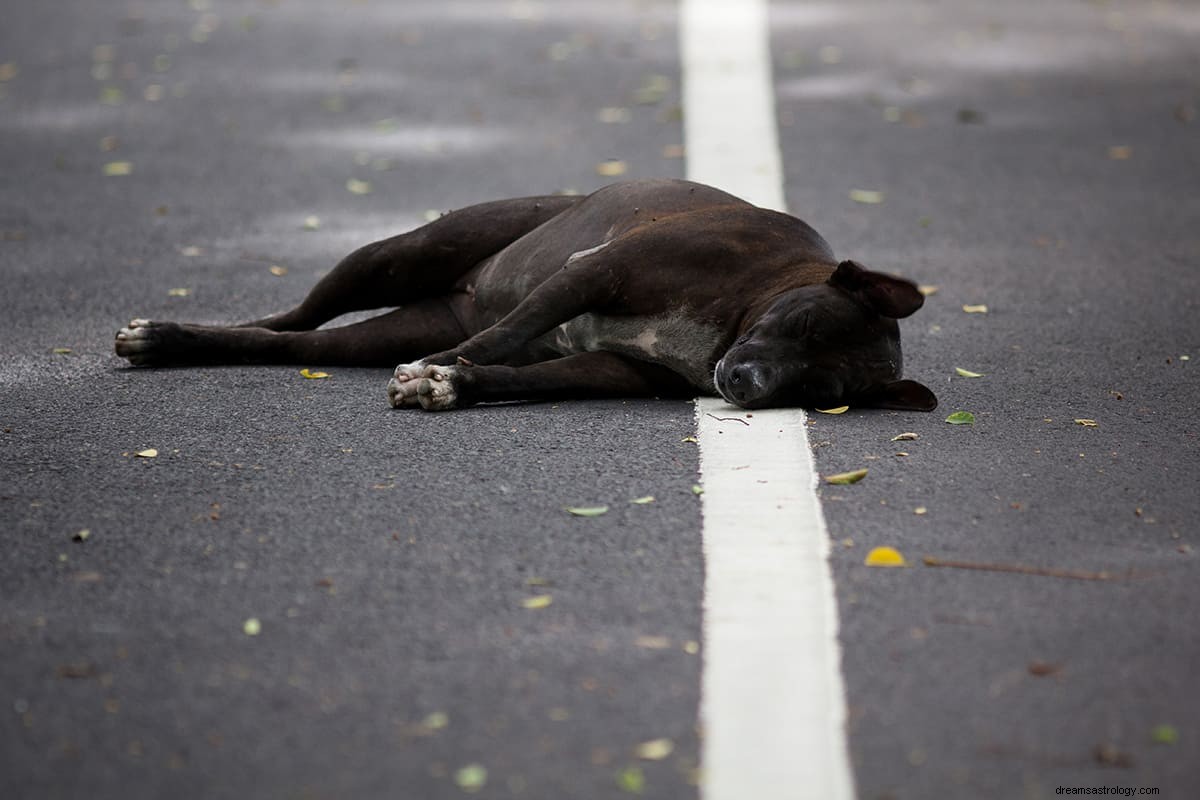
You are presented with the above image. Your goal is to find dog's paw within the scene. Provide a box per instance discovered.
[115,319,183,365]
[417,365,460,411]
[386,361,429,408]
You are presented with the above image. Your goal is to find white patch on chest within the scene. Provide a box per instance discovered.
[551,312,724,391]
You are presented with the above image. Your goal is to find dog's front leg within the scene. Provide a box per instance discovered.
[395,351,692,411]
[387,264,618,408]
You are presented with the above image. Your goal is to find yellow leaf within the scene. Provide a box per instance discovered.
[824,468,868,485]
[522,595,552,609]
[955,367,985,378]
[680,436,698,443]
[595,159,628,177]
[103,161,133,176]
[865,546,907,567]
[913,507,928,515]
[268,265,288,276]
[1074,418,1099,427]
[302,215,321,231]
[635,738,674,760]
[346,178,372,195]
[918,285,939,296]
[962,304,989,314]
[631,496,655,504]
[167,287,191,297]
[817,405,849,414]
[242,617,262,636]
[891,432,919,441]
[135,448,158,458]
[635,635,671,649]
[849,189,884,204]
[299,369,330,379]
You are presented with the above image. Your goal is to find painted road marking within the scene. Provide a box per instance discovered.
[681,1,857,798]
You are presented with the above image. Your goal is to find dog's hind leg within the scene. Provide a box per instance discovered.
[117,298,466,368]
[245,195,581,332]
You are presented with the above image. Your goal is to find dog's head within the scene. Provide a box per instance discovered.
[713,260,937,411]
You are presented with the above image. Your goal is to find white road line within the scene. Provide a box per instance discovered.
[681,1,857,798]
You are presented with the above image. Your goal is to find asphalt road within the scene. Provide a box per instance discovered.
[1,1,1197,799]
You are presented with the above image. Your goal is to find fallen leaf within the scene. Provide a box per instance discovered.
[955,367,985,378]
[454,763,488,792]
[1150,724,1178,745]
[135,448,158,458]
[1094,743,1134,768]
[422,209,441,222]
[634,738,674,760]
[917,284,938,295]
[865,546,906,567]
[1074,418,1098,427]
[302,215,321,231]
[824,468,868,485]
[849,189,884,204]
[630,496,655,505]
[1028,661,1063,677]
[565,506,608,517]
[956,108,986,124]
[691,484,704,495]
[103,161,133,176]
[56,662,99,679]
[615,765,645,794]
[661,144,685,159]
[913,506,928,515]
[522,595,552,609]
[72,529,91,542]
[1107,145,1132,160]
[632,74,672,105]
[422,711,449,730]
[596,159,628,177]
[299,369,330,379]
[680,436,698,443]
[167,288,191,297]
[242,618,261,636]
[635,635,671,649]
[0,62,17,82]
[597,106,631,123]
[52,347,72,355]
[346,178,372,195]
[891,432,919,441]
[179,246,203,257]
[945,411,975,425]
[962,304,989,314]
[817,405,850,414]
[268,265,288,276]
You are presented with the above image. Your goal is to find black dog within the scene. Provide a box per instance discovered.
[116,179,936,412]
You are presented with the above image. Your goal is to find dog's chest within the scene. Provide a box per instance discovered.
[547,313,724,392]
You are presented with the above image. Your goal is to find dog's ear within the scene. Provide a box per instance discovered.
[861,379,938,412]
[829,260,925,319]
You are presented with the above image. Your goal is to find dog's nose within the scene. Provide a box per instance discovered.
[727,363,770,406]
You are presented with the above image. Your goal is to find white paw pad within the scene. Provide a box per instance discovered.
[386,361,428,408]
[417,365,458,411]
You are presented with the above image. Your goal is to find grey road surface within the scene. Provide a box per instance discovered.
[2,1,1198,799]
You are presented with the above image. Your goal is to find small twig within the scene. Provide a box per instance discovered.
[922,556,1117,582]
[705,413,750,426]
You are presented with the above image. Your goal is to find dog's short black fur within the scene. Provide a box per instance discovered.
[116,179,936,412]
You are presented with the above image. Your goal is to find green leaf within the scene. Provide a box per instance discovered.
[955,367,984,378]
[824,468,868,485]
[631,496,655,505]
[691,484,704,495]
[945,411,976,425]
[454,763,488,792]
[1150,724,1178,745]
[565,506,608,517]
[849,189,884,204]
[616,764,645,794]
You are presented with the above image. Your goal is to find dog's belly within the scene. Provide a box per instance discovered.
[547,312,724,392]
